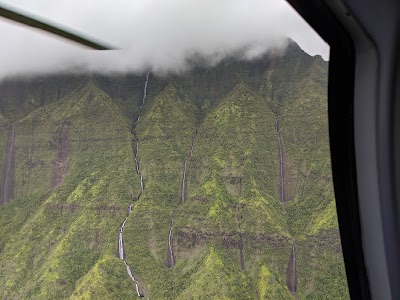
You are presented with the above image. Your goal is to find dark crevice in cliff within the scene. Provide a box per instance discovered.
[275,117,285,202]
[286,241,297,295]
[236,173,245,271]
[51,121,70,189]
[275,116,297,297]
[236,201,245,270]
[1,125,15,204]
[167,130,197,268]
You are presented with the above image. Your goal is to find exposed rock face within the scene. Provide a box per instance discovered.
[51,121,70,189]
[1,125,15,204]
[167,132,197,268]
[286,242,297,294]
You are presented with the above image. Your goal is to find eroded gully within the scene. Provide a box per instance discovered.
[2,125,15,204]
[167,133,197,268]
[117,71,150,299]
[275,117,297,297]
[236,174,245,270]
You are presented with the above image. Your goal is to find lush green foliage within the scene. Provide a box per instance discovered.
[0,43,348,299]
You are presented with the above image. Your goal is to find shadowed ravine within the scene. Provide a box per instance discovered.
[51,121,69,189]
[167,214,175,268]
[167,132,197,268]
[286,241,297,294]
[275,118,285,202]
[117,72,151,299]
[275,117,298,296]
[1,125,15,204]
[236,199,245,270]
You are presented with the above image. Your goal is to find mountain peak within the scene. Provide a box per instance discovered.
[78,80,103,97]
[66,79,115,106]
[285,39,308,57]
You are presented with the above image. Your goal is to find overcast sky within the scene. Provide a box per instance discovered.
[0,0,329,79]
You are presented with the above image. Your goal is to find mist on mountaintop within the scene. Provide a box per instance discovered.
[0,0,329,79]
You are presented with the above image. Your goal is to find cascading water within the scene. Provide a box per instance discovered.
[135,158,140,174]
[118,213,142,298]
[167,219,175,268]
[118,231,124,259]
[140,175,144,192]
[275,117,297,296]
[181,161,187,204]
[141,72,150,108]
[167,132,197,268]
[117,72,151,299]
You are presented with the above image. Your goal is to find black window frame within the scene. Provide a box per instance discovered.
[289,0,400,299]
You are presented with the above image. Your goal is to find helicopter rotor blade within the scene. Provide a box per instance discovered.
[0,3,115,50]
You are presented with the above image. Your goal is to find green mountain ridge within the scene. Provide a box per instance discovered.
[0,43,348,299]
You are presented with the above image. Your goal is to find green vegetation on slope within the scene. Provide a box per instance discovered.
[0,82,138,299]
[0,42,348,299]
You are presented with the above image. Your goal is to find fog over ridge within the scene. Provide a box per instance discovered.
[0,0,329,79]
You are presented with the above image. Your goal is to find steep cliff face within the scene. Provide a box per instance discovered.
[0,42,348,299]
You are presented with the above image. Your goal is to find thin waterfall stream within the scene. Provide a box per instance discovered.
[167,217,175,268]
[167,131,197,268]
[275,117,297,296]
[117,72,151,299]
[141,72,150,108]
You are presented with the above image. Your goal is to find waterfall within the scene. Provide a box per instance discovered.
[167,217,175,268]
[126,264,141,297]
[182,135,196,204]
[141,71,150,108]
[118,218,143,294]
[135,158,140,174]
[140,175,144,192]
[118,232,124,260]
[167,133,197,268]
[116,72,151,298]
[276,117,298,296]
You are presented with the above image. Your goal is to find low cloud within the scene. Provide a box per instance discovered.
[0,0,329,79]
